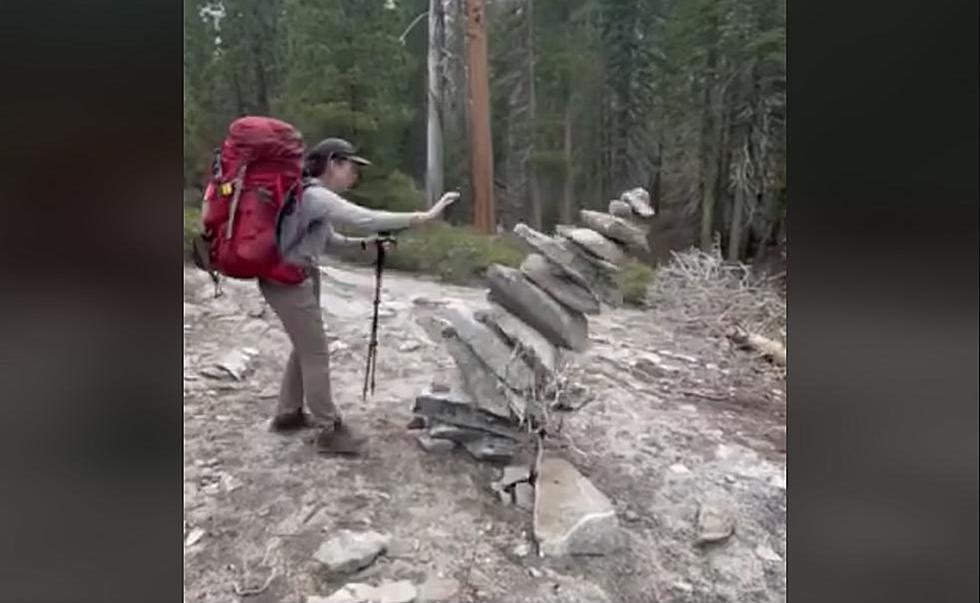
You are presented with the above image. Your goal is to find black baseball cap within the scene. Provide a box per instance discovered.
[307,137,372,166]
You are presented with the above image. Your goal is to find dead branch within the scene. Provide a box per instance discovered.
[726,325,786,366]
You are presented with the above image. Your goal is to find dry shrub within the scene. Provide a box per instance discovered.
[647,240,786,341]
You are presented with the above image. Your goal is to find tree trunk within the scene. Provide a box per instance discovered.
[425,0,445,208]
[700,82,723,250]
[727,173,745,261]
[560,99,574,224]
[465,0,495,233]
[526,0,542,229]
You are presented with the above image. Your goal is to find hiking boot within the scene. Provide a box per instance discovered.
[269,409,311,433]
[315,419,366,456]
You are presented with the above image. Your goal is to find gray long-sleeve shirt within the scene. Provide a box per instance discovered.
[276,178,424,267]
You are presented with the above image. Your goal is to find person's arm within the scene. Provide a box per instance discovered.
[315,188,459,234]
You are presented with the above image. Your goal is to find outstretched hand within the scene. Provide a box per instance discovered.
[426,191,460,220]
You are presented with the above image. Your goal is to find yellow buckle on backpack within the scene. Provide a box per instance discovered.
[220,182,233,196]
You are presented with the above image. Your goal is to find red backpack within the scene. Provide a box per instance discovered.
[200,116,307,285]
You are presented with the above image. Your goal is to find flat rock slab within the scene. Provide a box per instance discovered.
[428,421,496,443]
[475,302,562,381]
[579,210,650,254]
[413,385,525,441]
[486,264,588,352]
[309,580,417,603]
[416,434,456,454]
[512,223,593,290]
[520,253,601,315]
[442,330,528,421]
[620,187,656,217]
[314,530,391,573]
[513,223,622,307]
[442,303,536,394]
[555,225,627,265]
[552,238,623,307]
[534,456,623,556]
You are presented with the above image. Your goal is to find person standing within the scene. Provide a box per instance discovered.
[264,137,459,456]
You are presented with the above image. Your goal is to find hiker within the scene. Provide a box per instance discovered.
[264,137,459,455]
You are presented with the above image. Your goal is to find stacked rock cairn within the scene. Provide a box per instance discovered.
[410,187,655,462]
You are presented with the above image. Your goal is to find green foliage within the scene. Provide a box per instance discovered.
[617,259,656,307]
[388,223,526,284]
[345,170,426,214]
[332,223,525,286]
[183,206,201,260]
[183,0,786,264]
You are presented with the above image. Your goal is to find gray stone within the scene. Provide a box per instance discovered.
[463,436,518,464]
[533,456,623,556]
[620,187,656,218]
[498,464,532,488]
[442,303,536,393]
[696,502,735,546]
[416,434,456,454]
[486,264,589,352]
[417,577,460,602]
[428,422,488,443]
[412,385,525,441]
[552,238,623,307]
[554,234,621,274]
[555,225,627,265]
[312,580,417,603]
[579,210,650,254]
[512,223,593,290]
[442,330,528,421]
[211,348,257,380]
[313,530,391,573]
[513,223,623,307]
[475,302,562,380]
[514,482,535,511]
[406,415,427,430]
[608,199,634,219]
[520,253,601,315]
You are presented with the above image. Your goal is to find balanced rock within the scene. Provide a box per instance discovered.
[413,385,525,441]
[513,223,622,307]
[442,329,529,421]
[442,303,536,394]
[555,225,627,265]
[474,302,562,380]
[608,199,634,219]
[579,210,650,255]
[620,187,656,217]
[486,264,589,352]
[520,253,600,315]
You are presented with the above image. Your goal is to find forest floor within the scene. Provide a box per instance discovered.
[183,258,786,603]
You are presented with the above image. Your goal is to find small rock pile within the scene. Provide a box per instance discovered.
[409,187,656,557]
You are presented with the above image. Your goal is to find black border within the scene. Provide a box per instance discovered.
[0,1,183,601]
[789,0,978,600]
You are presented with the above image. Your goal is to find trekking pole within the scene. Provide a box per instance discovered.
[362,232,396,400]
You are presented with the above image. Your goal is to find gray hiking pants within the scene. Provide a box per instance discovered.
[258,269,338,427]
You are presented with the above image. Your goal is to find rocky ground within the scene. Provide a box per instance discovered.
[183,259,786,603]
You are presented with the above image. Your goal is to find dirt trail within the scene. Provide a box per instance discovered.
[183,261,786,603]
